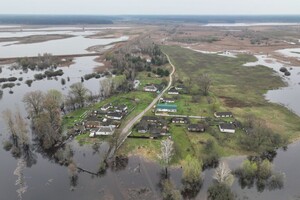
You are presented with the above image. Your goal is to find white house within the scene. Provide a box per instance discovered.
[144,85,158,92]
[168,88,179,95]
[114,104,128,113]
[101,103,112,111]
[106,112,123,120]
[219,123,235,133]
[214,112,233,118]
[89,125,115,137]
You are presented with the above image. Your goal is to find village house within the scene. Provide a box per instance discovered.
[175,84,186,90]
[106,112,123,120]
[219,123,236,133]
[89,125,115,137]
[188,124,205,132]
[100,103,112,111]
[137,121,149,133]
[84,121,101,129]
[171,117,188,124]
[142,116,159,123]
[214,112,233,118]
[144,85,158,92]
[160,97,175,103]
[114,104,128,113]
[156,104,177,113]
[168,88,179,95]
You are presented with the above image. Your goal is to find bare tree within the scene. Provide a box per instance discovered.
[158,138,174,178]
[213,162,234,186]
[43,90,62,125]
[68,82,89,108]
[23,91,44,118]
[198,74,211,96]
[99,78,112,99]
[3,109,29,149]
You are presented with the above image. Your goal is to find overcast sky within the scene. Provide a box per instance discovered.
[1,0,300,15]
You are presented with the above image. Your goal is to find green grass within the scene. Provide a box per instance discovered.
[162,45,300,141]
[169,125,195,163]
[118,137,162,161]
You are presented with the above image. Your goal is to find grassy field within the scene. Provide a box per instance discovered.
[119,45,300,165]
[162,45,300,140]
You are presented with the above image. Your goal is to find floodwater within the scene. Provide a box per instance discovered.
[243,55,300,116]
[276,48,300,60]
[0,33,128,58]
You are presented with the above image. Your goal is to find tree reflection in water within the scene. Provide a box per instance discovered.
[234,157,285,193]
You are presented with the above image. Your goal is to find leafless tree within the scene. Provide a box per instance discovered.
[99,78,112,99]
[158,138,174,178]
[213,162,234,186]
[23,91,44,118]
[3,109,29,149]
[198,74,211,96]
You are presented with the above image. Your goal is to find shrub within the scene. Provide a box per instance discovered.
[25,79,33,87]
[2,83,15,89]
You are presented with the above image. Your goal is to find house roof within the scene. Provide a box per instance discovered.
[188,124,205,129]
[107,112,123,118]
[137,121,149,131]
[215,112,233,116]
[168,88,179,93]
[219,123,235,130]
[157,104,177,110]
[101,103,112,109]
[98,126,115,133]
[115,104,127,110]
[172,117,188,122]
[144,85,157,90]
[85,121,101,126]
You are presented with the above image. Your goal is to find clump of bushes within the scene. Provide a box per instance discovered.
[2,83,15,89]
[25,79,33,87]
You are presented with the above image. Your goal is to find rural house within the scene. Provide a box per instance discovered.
[156,104,177,112]
[171,117,188,124]
[160,97,175,103]
[219,123,236,133]
[84,121,101,129]
[168,88,179,95]
[137,121,149,133]
[114,104,128,113]
[188,124,205,132]
[89,125,115,137]
[101,103,112,111]
[106,112,123,120]
[214,112,233,118]
[144,85,158,92]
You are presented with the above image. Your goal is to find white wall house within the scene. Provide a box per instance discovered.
[219,123,235,133]
[144,85,158,92]
[89,125,116,137]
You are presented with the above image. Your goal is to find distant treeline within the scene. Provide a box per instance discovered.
[0,15,116,25]
[126,15,300,23]
[1,15,300,25]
